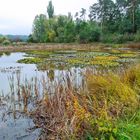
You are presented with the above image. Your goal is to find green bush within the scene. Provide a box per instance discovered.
[114,34,125,43]
[134,31,140,42]
[101,34,121,43]
[122,33,135,42]
[89,26,101,42]
[2,39,11,46]
[101,34,113,43]
[101,33,135,44]
[0,37,7,43]
[79,22,101,43]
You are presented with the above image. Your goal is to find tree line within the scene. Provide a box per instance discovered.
[29,0,140,43]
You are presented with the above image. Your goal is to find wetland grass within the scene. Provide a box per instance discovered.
[0,48,139,139]
[29,64,140,140]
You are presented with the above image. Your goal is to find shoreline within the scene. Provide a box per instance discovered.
[0,42,140,52]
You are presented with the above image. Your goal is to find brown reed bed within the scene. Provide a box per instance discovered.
[0,42,140,55]
[0,43,103,53]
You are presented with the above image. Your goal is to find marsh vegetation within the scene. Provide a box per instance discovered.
[0,46,139,139]
[0,0,140,139]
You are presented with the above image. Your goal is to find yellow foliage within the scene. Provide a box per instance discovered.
[94,56,119,61]
[86,73,138,118]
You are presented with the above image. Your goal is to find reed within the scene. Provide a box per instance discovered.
[29,64,140,140]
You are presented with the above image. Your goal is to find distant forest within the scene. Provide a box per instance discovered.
[1,0,140,45]
[0,34,28,45]
[28,0,140,44]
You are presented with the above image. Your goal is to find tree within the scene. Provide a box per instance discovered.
[89,0,116,32]
[64,14,75,42]
[68,12,73,21]
[32,14,47,42]
[79,22,101,43]
[0,36,7,43]
[115,0,140,33]
[45,17,58,42]
[135,5,140,31]
[80,8,86,20]
[75,12,79,20]
[47,1,54,19]
[126,0,140,33]
[56,15,68,42]
[31,0,140,44]
[28,34,34,42]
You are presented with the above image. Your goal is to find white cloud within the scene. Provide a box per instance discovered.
[0,0,96,35]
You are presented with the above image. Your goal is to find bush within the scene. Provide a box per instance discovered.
[134,31,140,42]
[89,26,101,42]
[101,34,123,43]
[2,39,11,46]
[79,22,101,43]
[0,36,7,43]
[114,34,125,43]
[101,33,135,44]
[122,33,135,42]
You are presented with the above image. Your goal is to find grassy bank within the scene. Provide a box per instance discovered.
[0,43,140,53]
[31,64,140,140]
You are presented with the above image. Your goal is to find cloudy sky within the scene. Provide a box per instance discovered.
[0,0,95,35]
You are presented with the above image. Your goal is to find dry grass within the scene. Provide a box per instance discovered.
[29,64,140,140]
[0,43,103,53]
[125,43,140,49]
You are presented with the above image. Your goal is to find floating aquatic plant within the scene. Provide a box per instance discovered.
[17,49,139,70]
[17,57,43,64]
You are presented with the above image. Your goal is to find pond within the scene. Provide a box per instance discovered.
[0,49,139,140]
[0,52,84,140]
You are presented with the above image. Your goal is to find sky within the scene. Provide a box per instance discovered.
[0,0,96,35]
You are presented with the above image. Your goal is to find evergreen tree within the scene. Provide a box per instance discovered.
[47,1,54,18]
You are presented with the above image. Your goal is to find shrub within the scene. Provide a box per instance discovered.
[89,26,101,42]
[2,39,11,46]
[114,34,125,43]
[134,31,140,42]
[0,36,7,43]
[79,22,101,43]
[122,33,135,42]
[101,33,135,44]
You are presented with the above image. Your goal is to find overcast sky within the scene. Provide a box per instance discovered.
[0,0,96,35]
